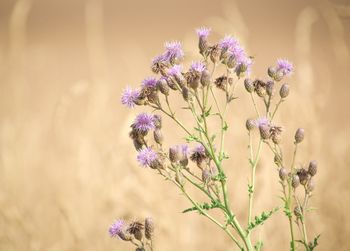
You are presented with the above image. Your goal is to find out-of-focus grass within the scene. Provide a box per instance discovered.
[0,0,349,250]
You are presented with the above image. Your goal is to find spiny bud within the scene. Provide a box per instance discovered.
[279,167,288,181]
[267,67,276,78]
[266,81,275,96]
[259,124,270,140]
[199,37,209,56]
[297,168,309,186]
[244,78,254,93]
[201,70,211,86]
[182,86,191,101]
[227,55,237,69]
[294,206,303,218]
[279,83,290,98]
[295,128,305,144]
[274,71,284,82]
[147,91,159,104]
[202,168,211,184]
[307,178,315,193]
[153,115,162,129]
[272,134,282,144]
[292,174,300,188]
[209,45,221,63]
[157,78,169,96]
[246,119,255,131]
[169,146,181,162]
[153,129,163,145]
[308,160,317,176]
[145,217,154,240]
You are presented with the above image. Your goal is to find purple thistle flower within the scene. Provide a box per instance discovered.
[152,54,167,65]
[276,59,293,76]
[134,113,155,133]
[181,144,189,158]
[235,55,253,75]
[190,61,206,73]
[219,35,239,51]
[137,147,158,167]
[109,219,125,238]
[254,117,270,127]
[164,41,184,61]
[142,77,158,89]
[168,64,183,76]
[121,86,140,108]
[192,144,206,155]
[196,27,211,38]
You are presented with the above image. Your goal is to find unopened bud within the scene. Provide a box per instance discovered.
[259,124,270,140]
[169,146,181,162]
[210,45,221,63]
[201,70,211,86]
[294,206,303,218]
[244,78,254,93]
[153,129,163,145]
[279,83,290,98]
[157,78,169,95]
[267,67,276,78]
[308,160,317,176]
[295,128,304,144]
[246,119,255,131]
[266,81,275,96]
[292,174,300,188]
[279,167,288,181]
[145,217,154,240]
[182,86,191,101]
[307,178,315,193]
[153,115,162,129]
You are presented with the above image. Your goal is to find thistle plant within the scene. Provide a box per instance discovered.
[112,27,320,251]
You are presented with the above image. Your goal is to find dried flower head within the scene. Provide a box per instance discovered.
[297,168,309,186]
[190,144,208,166]
[127,220,144,241]
[145,217,154,240]
[137,147,158,167]
[121,87,141,108]
[151,54,168,74]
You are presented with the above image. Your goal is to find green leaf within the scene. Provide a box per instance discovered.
[223,121,228,131]
[254,241,263,251]
[247,207,279,231]
[182,200,222,214]
[185,135,199,143]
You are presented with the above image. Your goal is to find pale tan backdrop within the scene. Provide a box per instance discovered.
[0,0,349,250]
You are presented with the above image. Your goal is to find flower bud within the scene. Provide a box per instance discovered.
[267,67,276,78]
[169,146,181,162]
[256,85,266,97]
[259,124,270,140]
[145,217,154,240]
[246,119,255,131]
[307,178,315,193]
[227,55,237,69]
[210,45,221,63]
[244,78,254,93]
[199,37,209,56]
[297,168,309,186]
[133,229,143,241]
[153,129,163,145]
[166,76,178,90]
[157,78,169,96]
[279,167,288,181]
[295,128,305,144]
[308,160,317,176]
[292,174,300,188]
[266,81,275,96]
[279,83,290,98]
[294,206,302,218]
[182,86,191,101]
[153,115,162,129]
[274,71,284,81]
[201,70,211,86]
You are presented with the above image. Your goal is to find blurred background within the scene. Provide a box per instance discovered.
[0,0,349,250]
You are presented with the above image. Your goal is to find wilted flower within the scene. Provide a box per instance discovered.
[121,86,140,108]
[137,147,158,167]
[133,113,155,133]
[276,59,293,76]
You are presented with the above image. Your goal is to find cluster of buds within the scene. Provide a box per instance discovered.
[244,78,290,100]
[109,217,155,251]
[245,117,283,144]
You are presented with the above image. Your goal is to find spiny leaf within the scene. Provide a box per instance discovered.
[247,207,279,231]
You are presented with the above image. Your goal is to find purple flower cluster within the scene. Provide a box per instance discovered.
[133,113,155,133]
[109,219,125,238]
[137,147,158,167]
[121,86,140,108]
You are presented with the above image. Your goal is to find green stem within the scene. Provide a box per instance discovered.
[250,93,260,117]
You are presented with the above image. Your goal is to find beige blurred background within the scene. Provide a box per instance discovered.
[0,0,349,250]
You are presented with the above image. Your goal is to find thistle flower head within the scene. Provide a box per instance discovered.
[133,113,155,133]
[190,61,206,73]
[142,77,158,89]
[219,35,239,51]
[254,117,270,128]
[164,41,184,61]
[168,64,183,76]
[190,144,208,164]
[196,27,211,38]
[276,59,293,76]
[137,147,158,167]
[121,86,140,108]
[109,219,125,238]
